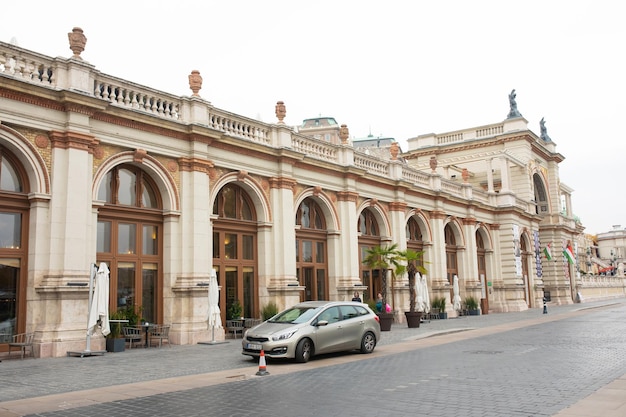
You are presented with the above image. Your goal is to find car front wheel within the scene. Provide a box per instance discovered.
[360,331,376,354]
[295,338,313,363]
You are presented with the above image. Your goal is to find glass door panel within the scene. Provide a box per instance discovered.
[243,266,254,318]
[142,263,158,323]
[117,262,136,308]
[0,258,19,342]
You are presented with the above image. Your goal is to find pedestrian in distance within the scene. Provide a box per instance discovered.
[351,291,362,302]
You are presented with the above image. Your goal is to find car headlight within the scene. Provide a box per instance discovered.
[271,330,298,341]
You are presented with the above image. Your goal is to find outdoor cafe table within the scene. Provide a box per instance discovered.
[140,323,156,348]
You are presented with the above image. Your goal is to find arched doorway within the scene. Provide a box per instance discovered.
[0,146,29,348]
[445,223,459,301]
[295,198,328,301]
[212,183,258,322]
[96,164,164,324]
[358,208,381,303]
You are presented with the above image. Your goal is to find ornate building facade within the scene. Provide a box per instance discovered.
[1,29,624,357]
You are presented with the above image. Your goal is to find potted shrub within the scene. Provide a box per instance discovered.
[106,309,127,353]
[432,296,448,319]
[464,296,480,315]
[261,301,279,321]
[227,299,243,320]
[362,244,402,331]
[396,249,427,328]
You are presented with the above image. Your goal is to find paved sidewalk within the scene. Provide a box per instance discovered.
[1,298,625,416]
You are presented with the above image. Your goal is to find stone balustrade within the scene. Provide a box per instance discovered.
[94,74,181,120]
[0,40,550,218]
[292,133,337,161]
[0,43,55,85]
[353,152,389,177]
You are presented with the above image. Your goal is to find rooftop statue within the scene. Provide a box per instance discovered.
[507,89,522,119]
[540,117,552,142]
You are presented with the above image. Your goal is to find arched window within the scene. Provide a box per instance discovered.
[0,146,30,342]
[96,164,163,323]
[406,217,425,268]
[445,224,458,284]
[358,210,379,236]
[358,208,382,302]
[212,183,257,321]
[296,198,328,301]
[98,166,159,209]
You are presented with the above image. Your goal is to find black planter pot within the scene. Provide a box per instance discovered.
[106,338,126,353]
[468,309,480,316]
[377,313,394,331]
[439,312,448,319]
[404,311,422,328]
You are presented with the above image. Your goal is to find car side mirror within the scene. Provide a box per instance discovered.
[316,320,329,327]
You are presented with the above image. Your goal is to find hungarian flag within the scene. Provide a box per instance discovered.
[543,244,552,261]
[563,244,575,265]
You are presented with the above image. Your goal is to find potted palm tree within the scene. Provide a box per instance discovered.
[396,249,427,328]
[431,296,448,319]
[106,309,127,353]
[362,244,402,331]
[464,296,480,315]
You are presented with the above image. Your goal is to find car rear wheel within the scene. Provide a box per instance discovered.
[360,331,376,354]
[295,338,313,363]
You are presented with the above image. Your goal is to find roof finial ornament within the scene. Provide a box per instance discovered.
[539,117,552,142]
[188,70,203,97]
[275,101,286,124]
[507,89,522,119]
[68,27,87,59]
[339,124,349,144]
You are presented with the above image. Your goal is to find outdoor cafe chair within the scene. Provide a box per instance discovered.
[149,324,171,348]
[226,320,244,338]
[8,332,34,359]
[123,326,143,349]
[244,318,262,328]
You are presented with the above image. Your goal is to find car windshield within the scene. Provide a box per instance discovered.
[268,306,322,324]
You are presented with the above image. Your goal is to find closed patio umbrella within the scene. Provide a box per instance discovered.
[68,263,108,357]
[452,275,462,312]
[88,262,110,338]
[415,272,425,312]
[207,269,222,343]
[421,274,431,314]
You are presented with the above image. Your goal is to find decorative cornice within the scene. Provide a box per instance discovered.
[430,210,446,220]
[0,87,65,112]
[269,177,297,190]
[337,191,358,202]
[49,131,98,152]
[64,102,97,116]
[178,158,214,173]
[462,217,477,225]
[91,112,188,141]
[389,201,407,212]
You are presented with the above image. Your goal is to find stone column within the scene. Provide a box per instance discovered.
[266,177,300,307]
[335,191,363,298]
[171,157,214,344]
[389,201,409,317]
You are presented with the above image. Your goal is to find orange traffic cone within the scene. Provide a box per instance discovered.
[256,349,269,376]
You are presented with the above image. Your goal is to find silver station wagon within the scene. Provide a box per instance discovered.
[242,300,381,363]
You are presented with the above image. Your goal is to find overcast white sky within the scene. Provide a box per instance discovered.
[2,1,624,235]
